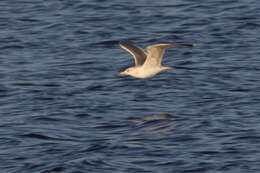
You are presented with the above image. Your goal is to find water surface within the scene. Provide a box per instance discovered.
[1,0,260,172]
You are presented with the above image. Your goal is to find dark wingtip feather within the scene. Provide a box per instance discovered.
[119,40,136,46]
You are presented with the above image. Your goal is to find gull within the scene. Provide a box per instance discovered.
[119,41,196,78]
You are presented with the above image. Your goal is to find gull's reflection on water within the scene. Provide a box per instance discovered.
[127,113,177,133]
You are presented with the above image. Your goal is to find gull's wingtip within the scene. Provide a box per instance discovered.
[119,40,129,48]
[119,40,135,46]
[119,41,124,46]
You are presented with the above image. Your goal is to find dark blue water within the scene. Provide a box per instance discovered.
[1,0,260,172]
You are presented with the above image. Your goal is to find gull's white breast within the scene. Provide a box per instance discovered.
[133,67,166,78]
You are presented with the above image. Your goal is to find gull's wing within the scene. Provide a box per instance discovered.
[142,43,196,68]
[120,41,147,66]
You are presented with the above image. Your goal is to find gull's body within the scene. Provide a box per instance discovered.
[119,41,196,78]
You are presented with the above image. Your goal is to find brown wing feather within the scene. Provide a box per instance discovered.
[120,41,147,66]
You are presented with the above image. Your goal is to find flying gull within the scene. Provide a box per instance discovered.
[119,41,196,78]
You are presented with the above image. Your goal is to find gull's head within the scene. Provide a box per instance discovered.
[119,67,137,76]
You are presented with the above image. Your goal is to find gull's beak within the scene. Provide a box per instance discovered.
[119,71,127,75]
